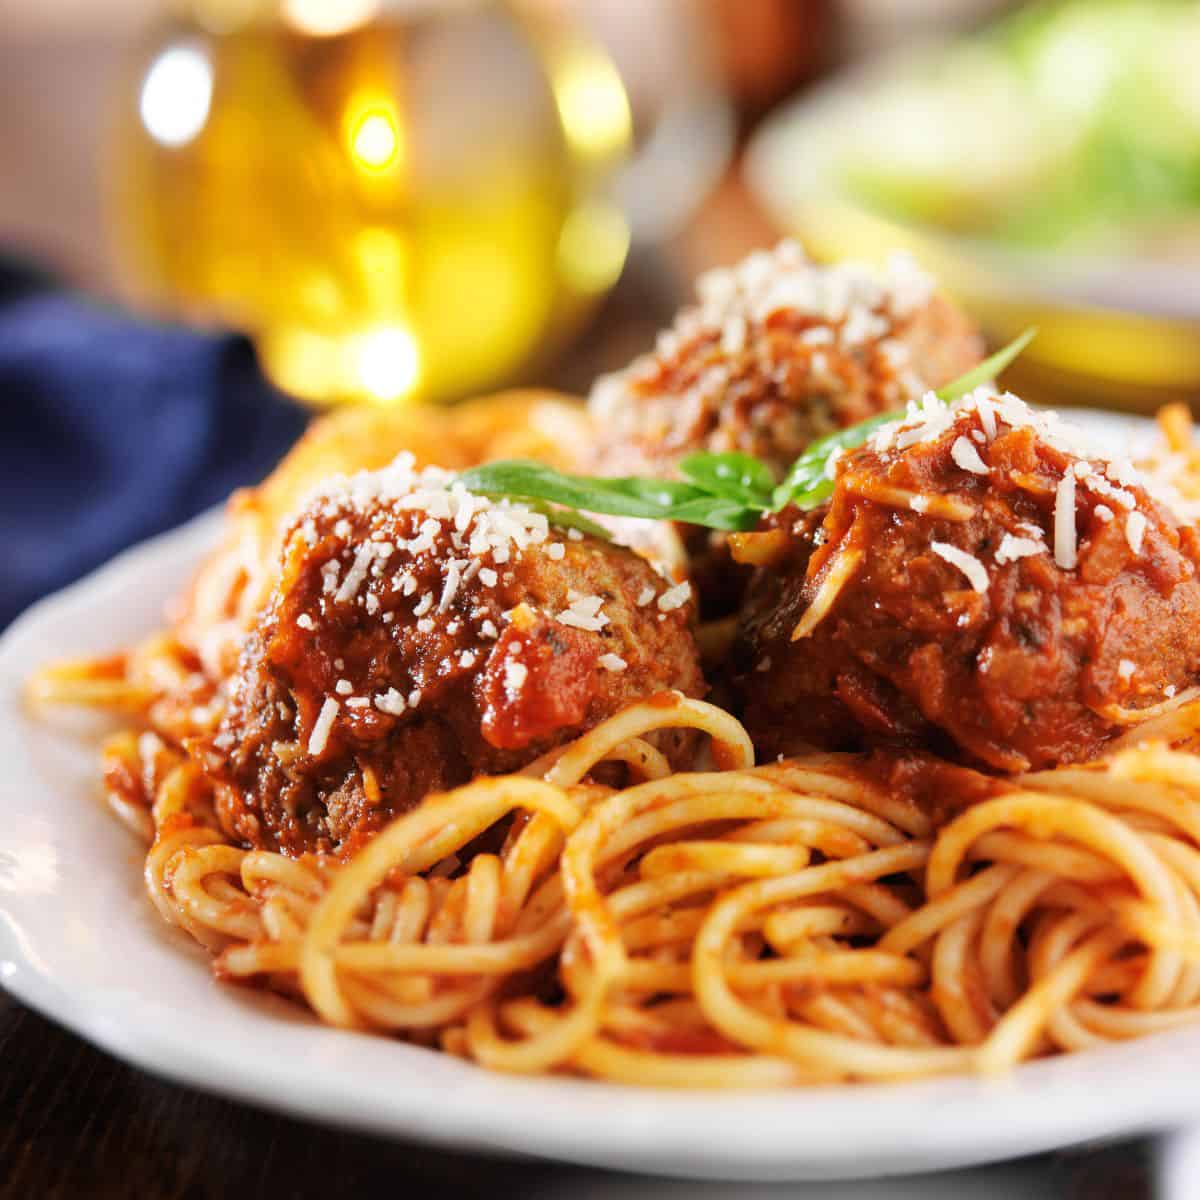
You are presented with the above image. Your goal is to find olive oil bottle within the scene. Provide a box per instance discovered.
[110,0,632,405]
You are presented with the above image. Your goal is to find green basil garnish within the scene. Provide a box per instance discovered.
[455,329,1035,533]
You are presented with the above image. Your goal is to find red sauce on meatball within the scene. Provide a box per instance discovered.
[586,243,984,617]
[201,457,706,856]
[734,390,1200,772]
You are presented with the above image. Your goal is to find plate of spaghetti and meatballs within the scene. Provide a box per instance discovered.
[10,243,1200,1179]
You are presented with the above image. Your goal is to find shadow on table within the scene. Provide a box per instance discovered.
[0,997,1150,1200]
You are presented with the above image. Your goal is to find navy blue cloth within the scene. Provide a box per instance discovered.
[0,269,308,629]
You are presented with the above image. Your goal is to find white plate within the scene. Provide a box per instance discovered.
[1,412,1195,1182]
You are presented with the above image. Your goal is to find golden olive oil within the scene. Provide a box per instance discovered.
[110,1,631,405]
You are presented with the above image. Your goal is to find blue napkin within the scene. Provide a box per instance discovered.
[0,266,308,629]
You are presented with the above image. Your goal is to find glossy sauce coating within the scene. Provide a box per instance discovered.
[202,479,704,856]
[735,403,1200,771]
[587,248,982,616]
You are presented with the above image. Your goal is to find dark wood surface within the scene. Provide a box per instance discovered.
[0,987,1156,1200]
[0,989,564,1200]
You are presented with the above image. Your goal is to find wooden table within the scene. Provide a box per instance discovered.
[0,991,1156,1199]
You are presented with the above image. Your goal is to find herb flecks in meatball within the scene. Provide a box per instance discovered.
[204,454,704,856]
[734,387,1200,772]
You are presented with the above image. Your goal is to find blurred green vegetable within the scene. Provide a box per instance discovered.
[839,0,1200,252]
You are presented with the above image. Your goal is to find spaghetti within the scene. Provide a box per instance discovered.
[28,394,1200,1088]
[32,643,1200,1087]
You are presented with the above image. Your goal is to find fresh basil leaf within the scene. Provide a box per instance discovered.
[458,459,765,532]
[594,476,709,507]
[787,480,835,511]
[678,452,775,506]
[667,496,763,531]
[934,327,1036,403]
[771,412,895,510]
[458,461,679,520]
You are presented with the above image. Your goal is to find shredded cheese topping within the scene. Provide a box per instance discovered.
[995,534,1045,565]
[589,241,935,433]
[950,436,989,476]
[278,453,672,747]
[558,592,609,632]
[1125,511,1147,556]
[307,698,339,756]
[657,582,692,612]
[931,542,990,593]
[1054,473,1078,570]
[865,386,1187,598]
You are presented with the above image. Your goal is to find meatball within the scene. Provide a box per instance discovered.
[173,390,591,679]
[202,454,704,856]
[733,388,1200,772]
[586,242,982,616]
[587,241,983,481]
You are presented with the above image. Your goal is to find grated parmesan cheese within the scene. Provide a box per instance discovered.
[931,541,989,593]
[374,688,407,715]
[588,243,934,435]
[439,560,464,612]
[558,592,609,632]
[307,698,339,756]
[1125,511,1147,556]
[950,435,988,475]
[995,534,1045,566]
[598,653,627,673]
[865,387,1186,548]
[657,582,692,612]
[335,543,375,603]
[1054,473,1077,570]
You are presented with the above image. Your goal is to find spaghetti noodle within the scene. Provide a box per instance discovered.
[28,394,1200,1088]
[32,644,1200,1087]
